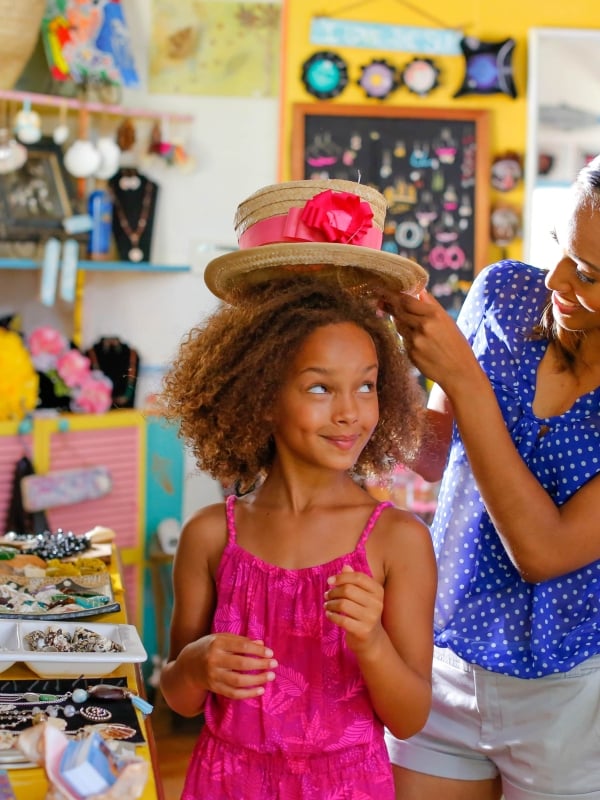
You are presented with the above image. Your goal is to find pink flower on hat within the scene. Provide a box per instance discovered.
[300,190,374,245]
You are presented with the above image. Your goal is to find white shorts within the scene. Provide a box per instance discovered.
[385,647,600,799]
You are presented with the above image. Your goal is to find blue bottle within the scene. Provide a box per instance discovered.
[88,187,113,256]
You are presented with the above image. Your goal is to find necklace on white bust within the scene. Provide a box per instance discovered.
[110,177,155,262]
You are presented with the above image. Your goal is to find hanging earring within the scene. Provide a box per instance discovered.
[14,99,42,145]
[53,102,70,145]
[0,101,27,174]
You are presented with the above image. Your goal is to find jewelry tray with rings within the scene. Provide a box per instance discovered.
[0,621,147,678]
[0,574,120,620]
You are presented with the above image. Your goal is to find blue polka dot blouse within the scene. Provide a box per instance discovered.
[433,260,600,677]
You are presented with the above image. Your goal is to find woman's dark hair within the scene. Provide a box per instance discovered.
[160,275,425,492]
[532,155,600,368]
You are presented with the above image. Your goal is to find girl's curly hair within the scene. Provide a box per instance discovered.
[160,275,425,491]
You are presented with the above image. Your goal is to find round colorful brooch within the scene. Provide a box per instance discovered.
[302,51,349,99]
[357,59,399,100]
[401,58,440,97]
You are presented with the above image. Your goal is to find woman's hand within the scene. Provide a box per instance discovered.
[324,565,385,655]
[190,633,278,699]
[382,290,478,392]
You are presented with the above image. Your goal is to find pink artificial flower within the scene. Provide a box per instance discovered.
[70,371,113,414]
[300,190,374,244]
[57,349,91,389]
[27,327,69,372]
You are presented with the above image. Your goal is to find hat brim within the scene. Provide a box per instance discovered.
[204,242,428,303]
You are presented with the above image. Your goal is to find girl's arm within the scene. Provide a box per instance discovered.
[391,290,600,582]
[159,504,277,717]
[325,509,436,739]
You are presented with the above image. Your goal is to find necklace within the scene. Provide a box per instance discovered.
[110,177,155,262]
[87,338,139,408]
[0,692,71,705]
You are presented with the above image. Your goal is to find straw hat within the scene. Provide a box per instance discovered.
[204,179,428,303]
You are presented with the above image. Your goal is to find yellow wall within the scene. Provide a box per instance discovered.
[279,1,600,263]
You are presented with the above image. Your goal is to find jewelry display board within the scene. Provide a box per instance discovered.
[0,137,83,243]
[292,104,490,315]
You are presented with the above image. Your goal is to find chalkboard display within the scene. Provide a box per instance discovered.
[292,104,490,315]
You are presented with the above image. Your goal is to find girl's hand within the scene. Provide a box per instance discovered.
[324,565,384,654]
[191,633,278,699]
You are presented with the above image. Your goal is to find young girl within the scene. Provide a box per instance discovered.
[159,180,436,799]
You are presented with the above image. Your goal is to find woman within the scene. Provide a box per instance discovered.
[384,157,600,800]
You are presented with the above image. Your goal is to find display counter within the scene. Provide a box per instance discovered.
[0,550,163,800]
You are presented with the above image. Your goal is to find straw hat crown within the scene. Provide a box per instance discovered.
[204,179,428,303]
[233,179,388,237]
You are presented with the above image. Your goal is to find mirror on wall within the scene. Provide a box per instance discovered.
[524,27,600,266]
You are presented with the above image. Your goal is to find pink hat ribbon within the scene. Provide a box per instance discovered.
[238,189,382,250]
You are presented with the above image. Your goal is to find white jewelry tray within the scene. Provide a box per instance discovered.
[0,621,147,678]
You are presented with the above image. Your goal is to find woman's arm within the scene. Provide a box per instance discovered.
[391,290,600,582]
[325,509,437,739]
[159,504,278,717]
[410,386,453,483]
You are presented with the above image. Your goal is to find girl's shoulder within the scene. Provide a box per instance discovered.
[373,503,431,541]
[175,502,229,571]
[366,504,434,574]
[182,501,228,533]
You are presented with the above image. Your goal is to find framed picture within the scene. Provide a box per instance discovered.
[0,137,79,242]
[292,104,491,316]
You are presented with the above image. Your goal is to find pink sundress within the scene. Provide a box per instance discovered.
[181,494,395,800]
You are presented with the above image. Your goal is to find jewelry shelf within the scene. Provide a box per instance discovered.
[0,258,190,273]
[0,88,193,124]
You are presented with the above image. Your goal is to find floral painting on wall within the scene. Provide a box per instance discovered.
[149,0,281,97]
[41,0,139,87]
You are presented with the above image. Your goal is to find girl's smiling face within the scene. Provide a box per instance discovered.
[271,322,380,473]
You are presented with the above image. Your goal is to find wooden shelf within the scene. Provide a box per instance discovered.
[0,88,193,123]
[0,258,190,273]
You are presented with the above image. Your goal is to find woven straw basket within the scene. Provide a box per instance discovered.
[0,0,46,90]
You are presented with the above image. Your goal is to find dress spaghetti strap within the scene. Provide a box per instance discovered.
[356,502,393,551]
[225,493,237,544]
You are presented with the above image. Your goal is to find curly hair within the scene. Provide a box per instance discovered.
[160,275,425,491]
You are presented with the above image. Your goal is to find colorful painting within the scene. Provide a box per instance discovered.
[41,0,139,87]
[149,1,281,97]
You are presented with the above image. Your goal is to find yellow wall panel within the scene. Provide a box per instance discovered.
[280,1,600,262]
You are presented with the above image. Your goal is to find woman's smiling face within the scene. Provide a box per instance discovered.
[545,197,600,335]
